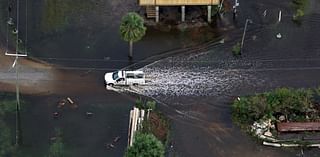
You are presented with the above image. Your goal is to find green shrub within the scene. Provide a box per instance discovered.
[146,101,156,110]
[141,112,169,144]
[232,88,315,128]
[135,99,157,110]
[292,0,308,21]
[135,98,144,109]
[47,128,65,157]
[125,132,164,157]
[232,42,241,56]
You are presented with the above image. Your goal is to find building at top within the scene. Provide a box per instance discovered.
[139,0,221,22]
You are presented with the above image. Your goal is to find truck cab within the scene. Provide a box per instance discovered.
[104,70,145,87]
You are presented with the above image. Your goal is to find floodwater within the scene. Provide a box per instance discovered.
[7,0,220,71]
[0,0,222,157]
[1,0,320,156]
[124,0,320,156]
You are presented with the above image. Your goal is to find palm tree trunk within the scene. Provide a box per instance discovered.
[129,40,133,59]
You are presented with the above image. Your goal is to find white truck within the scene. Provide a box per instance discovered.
[104,70,145,87]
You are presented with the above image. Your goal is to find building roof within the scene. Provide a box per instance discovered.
[139,0,220,6]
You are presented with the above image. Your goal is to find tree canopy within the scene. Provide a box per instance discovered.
[120,12,146,43]
[125,132,164,157]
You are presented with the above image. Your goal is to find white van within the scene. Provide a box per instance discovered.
[104,70,145,86]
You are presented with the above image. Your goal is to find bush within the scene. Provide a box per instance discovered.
[125,132,164,157]
[232,42,241,56]
[141,112,169,144]
[292,0,308,21]
[135,98,156,110]
[232,88,315,128]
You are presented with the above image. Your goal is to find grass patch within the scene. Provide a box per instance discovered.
[0,93,21,157]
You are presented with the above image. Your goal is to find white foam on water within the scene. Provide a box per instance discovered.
[137,66,254,97]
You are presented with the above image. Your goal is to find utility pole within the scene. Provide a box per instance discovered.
[15,56,22,146]
[5,0,28,146]
[240,19,252,54]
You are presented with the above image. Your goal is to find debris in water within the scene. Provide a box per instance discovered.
[105,136,121,149]
[67,97,78,109]
[276,33,282,39]
[67,97,74,104]
[53,112,59,119]
[86,112,94,118]
[58,99,66,108]
[113,136,121,143]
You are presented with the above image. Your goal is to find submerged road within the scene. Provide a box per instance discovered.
[0,0,320,156]
[122,0,320,156]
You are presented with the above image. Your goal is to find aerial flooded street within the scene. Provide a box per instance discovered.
[0,0,320,156]
[131,0,320,156]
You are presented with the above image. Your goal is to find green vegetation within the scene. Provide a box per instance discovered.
[0,120,14,157]
[125,132,165,157]
[47,128,65,157]
[141,112,170,144]
[0,99,16,157]
[232,42,241,56]
[0,100,16,116]
[120,12,147,58]
[135,98,156,110]
[41,0,92,33]
[292,0,309,21]
[134,99,170,150]
[232,88,319,130]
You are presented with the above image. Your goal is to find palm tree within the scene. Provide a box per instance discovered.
[120,12,146,59]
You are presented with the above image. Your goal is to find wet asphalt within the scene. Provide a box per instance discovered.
[135,0,320,156]
[1,0,320,156]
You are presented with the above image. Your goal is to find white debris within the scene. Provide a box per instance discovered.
[276,33,282,39]
[251,120,269,136]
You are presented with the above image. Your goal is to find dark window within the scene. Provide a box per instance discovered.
[126,73,135,79]
[135,74,144,78]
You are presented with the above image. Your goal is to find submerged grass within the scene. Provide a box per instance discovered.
[292,0,309,22]
[41,0,93,33]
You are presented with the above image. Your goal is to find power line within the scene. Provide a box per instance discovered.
[34,56,320,63]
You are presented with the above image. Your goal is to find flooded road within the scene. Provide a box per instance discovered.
[0,0,320,156]
[0,51,137,156]
[0,0,222,156]
[122,0,320,156]
[134,49,320,157]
